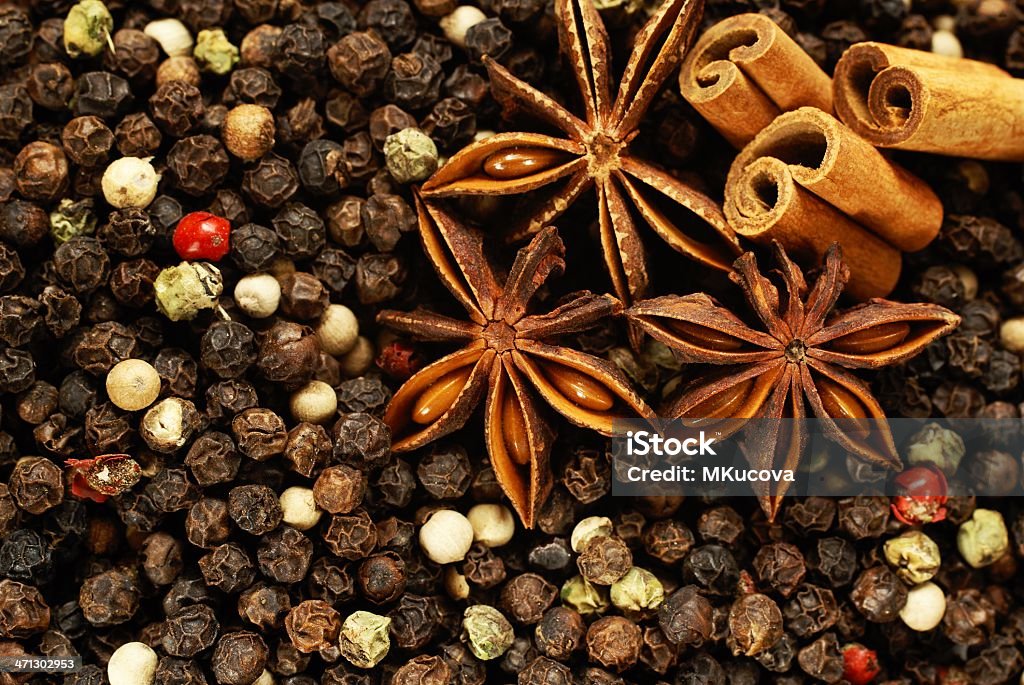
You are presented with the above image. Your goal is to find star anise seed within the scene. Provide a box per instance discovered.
[421,0,741,335]
[627,242,960,520]
[378,198,655,527]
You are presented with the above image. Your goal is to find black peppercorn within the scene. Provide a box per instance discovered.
[202,321,257,380]
[150,81,205,137]
[167,135,230,196]
[61,116,113,167]
[110,258,160,308]
[186,497,233,548]
[238,583,291,631]
[212,631,268,685]
[0,579,50,637]
[258,321,320,388]
[199,543,257,594]
[322,508,378,560]
[277,23,327,85]
[228,484,283,536]
[384,53,443,111]
[244,153,300,208]
[79,568,140,627]
[114,112,163,157]
[0,8,32,67]
[357,552,406,604]
[329,32,392,97]
[0,85,33,142]
[466,18,514,62]
[14,141,68,202]
[258,526,314,584]
[73,72,133,119]
[0,530,52,585]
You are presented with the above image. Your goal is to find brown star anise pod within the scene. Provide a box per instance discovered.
[378,199,654,527]
[627,242,960,519]
[420,0,740,319]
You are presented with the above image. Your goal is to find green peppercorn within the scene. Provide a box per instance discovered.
[193,29,239,75]
[461,605,514,661]
[339,611,391,669]
[609,567,664,615]
[957,508,1009,569]
[560,575,609,615]
[384,128,439,184]
[154,262,224,321]
[63,0,113,58]
[883,530,941,585]
[50,198,96,245]
[906,423,965,475]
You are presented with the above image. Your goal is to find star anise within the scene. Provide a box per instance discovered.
[420,0,740,321]
[626,242,960,519]
[378,199,654,527]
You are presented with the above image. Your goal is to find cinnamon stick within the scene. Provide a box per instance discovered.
[724,107,943,300]
[833,42,1024,161]
[679,13,832,148]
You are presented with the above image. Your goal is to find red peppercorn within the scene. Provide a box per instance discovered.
[377,340,421,380]
[173,212,231,261]
[65,454,142,503]
[891,463,948,525]
[842,643,880,685]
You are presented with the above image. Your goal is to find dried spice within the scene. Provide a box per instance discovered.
[426,1,742,318]
[379,204,651,525]
[628,243,958,517]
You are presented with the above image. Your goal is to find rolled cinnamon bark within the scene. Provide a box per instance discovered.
[833,42,1024,161]
[679,13,832,148]
[725,107,943,300]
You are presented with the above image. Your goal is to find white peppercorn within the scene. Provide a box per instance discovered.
[101,157,160,209]
[105,359,161,412]
[107,642,157,685]
[419,509,474,564]
[467,503,515,548]
[440,6,487,48]
[444,566,470,600]
[234,273,281,319]
[252,671,274,685]
[899,582,946,632]
[339,336,375,378]
[279,486,322,531]
[289,380,338,425]
[145,18,194,57]
[140,397,198,453]
[571,516,613,552]
[931,30,962,58]
[317,304,359,356]
[1000,318,1024,352]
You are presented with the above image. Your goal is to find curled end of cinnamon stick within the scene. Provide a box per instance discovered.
[833,42,926,148]
[679,13,832,148]
[834,41,1024,160]
[724,107,949,300]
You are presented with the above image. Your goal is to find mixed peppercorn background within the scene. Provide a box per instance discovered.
[2,0,1024,684]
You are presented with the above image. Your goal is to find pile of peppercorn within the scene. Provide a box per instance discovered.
[1,0,1024,684]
